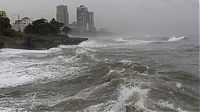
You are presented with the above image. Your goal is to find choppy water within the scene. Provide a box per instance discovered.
[0,35,199,112]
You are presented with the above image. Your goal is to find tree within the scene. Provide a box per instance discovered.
[2,28,16,37]
[37,23,52,35]
[50,18,64,35]
[24,18,68,36]
[0,17,12,31]
[62,26,71,35]
[0,17,20,37]
[24,24,33,34]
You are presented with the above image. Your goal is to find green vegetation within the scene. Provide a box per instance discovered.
[62,26,72,35]
[0,17,21,37]
[24,18,71,36]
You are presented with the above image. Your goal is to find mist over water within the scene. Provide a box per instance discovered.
[0,35,199,112]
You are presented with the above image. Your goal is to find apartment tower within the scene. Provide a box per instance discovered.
[77,5,88,32]
[56,5,69,26]
[77,5,95,32]
[88,12,95,31]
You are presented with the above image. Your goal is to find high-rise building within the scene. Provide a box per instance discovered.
[56,5,69,26]
[77,5,88,32]
[0,10,7,18]
[88,12,95,31]
[77,5,96,32]
[13,17,32,32]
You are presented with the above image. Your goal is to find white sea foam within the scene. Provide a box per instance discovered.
[119,59,134,63]
[79,40,108,48]
[158,100,175,109]
[0,107,24,112]
[0,59,80,88]
[168,36,186,42]
[80,85,150,112]
[0,48,48,59]
[127,40,154,45]
[48,47,62,53]
[83,100,116,112]
[111,85,149,112]
[83,103,105,112]
[58,44,76,49]
[0,47,82,88]
[176,82,182,88]
[158,100,187,112]
[114,38,127,43]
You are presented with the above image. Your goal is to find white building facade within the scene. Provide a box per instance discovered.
[13,17,32,32]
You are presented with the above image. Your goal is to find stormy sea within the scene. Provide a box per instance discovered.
[0,35,199,112]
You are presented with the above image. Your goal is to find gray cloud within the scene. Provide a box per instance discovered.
[0,0,198,36]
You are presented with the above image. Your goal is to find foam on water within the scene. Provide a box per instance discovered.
[114,37,155,45]
[168,36,186,42]
[0,58,80,88]
[114,38,127,43]
[158,100,175,109]
[79,40,108,48]
[158,100,187,112]
[0,46,89,88]
[0,107,24,112]
[119,59,134,64]
[83,100,116,112]
[111,85,149,112]
[127,40,154,45]
[81,85,150,112]
[176,82,182,88]
[0,35,197,111]
[78,38,159,50]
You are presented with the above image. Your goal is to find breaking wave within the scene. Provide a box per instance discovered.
[114,38,127,43]
[0,46,94,88]
[168,36,186,42]
[0,35,198,112]
[111,85,149,112]
[79,40,108,48]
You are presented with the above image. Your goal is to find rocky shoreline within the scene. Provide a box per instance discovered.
[0,36,88,50]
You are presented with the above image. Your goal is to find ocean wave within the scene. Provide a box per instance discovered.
[80,38,156,49]
[0,37,197,112]
[110,85,149,112]
[127,40,154,45]
[114,38,127,43]
[168,36,186,42]
[157,100,187,112]
[79,40,108,48]
[114,38,155,45]
[0,107,24,112]
[0,46,95,88]
[82,85,150,112]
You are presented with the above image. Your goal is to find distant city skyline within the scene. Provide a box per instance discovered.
[0,0,198,36]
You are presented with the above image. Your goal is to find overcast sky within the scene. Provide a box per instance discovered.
[0,0,198,36]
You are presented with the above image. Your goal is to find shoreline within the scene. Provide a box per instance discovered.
[0,35,88,50]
